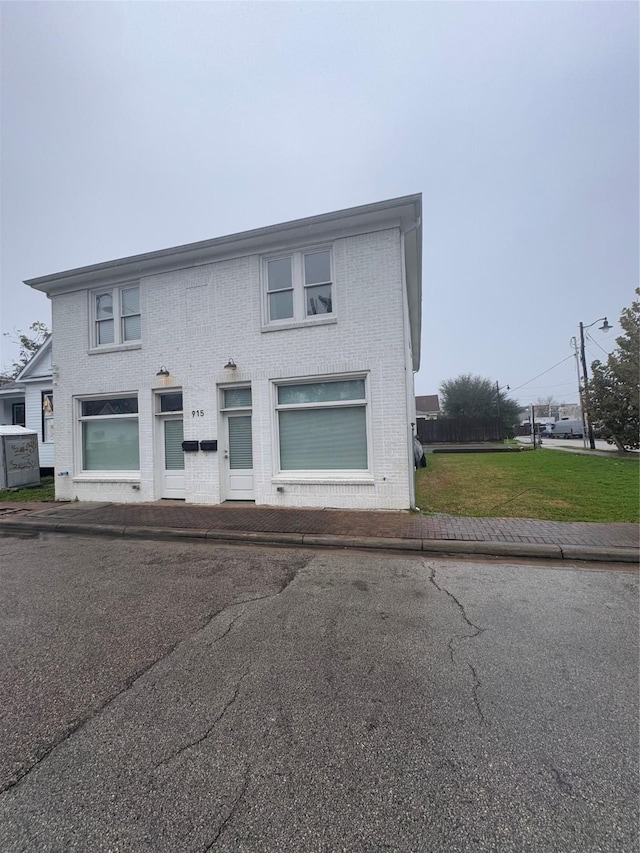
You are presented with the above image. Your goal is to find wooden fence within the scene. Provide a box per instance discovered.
[417,417,502,444]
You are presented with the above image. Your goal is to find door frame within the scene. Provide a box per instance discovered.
[154,390,186,500]
[219,384,254,501]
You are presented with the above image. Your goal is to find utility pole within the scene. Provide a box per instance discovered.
[570,335,588,449]
[574,316,611,451]
[495,381,502,440]
[531,405,537,449]
[579,322,597,450]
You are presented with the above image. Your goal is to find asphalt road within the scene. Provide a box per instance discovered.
[0,532,637,852]
[515,435,638,453]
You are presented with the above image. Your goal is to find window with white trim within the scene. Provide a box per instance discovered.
[92,285,141,347]
[78,395,139,472]
[275,377,368,472]
[42,392,54,443]
[12,402,25,427]
[264,249,333,325]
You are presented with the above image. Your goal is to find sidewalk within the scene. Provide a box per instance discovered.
[1,500,637,564]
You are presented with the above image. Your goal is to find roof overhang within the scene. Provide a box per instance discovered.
[403,221,422,371]
[0,385,24,398]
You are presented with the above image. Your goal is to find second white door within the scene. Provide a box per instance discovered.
[162,416,186,499]
[223,412,254,500]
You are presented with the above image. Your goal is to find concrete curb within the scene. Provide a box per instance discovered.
[0,517,637,564]
[124,525,209,540]
[560,544,639,564]
[206,529,305,545]
[302,534,422,551]
[422,540,564,560]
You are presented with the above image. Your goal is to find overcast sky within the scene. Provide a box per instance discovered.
[1,1,637,406]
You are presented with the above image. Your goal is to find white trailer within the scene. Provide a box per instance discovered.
[552,418,584,439]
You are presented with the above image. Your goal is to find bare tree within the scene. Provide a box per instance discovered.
[3,321,50,379]
[535,396,556,419]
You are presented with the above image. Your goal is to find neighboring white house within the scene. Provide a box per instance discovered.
[25,195,422,509]
[0,381,26,430]
[0,337,54,471]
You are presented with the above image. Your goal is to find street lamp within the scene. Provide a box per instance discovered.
[573,317,612,450]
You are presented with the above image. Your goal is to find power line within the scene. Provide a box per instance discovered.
[518,382,577,391]
[509,354,574,393]
[517,381,576,391]
[586,332,610,356]
[585,343,607,363]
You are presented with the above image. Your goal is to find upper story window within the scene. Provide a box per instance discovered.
[264,249,333,326]
[92,285,141,347]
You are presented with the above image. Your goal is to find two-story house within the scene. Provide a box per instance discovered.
[25,194,422,510]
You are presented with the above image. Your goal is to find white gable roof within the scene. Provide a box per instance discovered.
[15,336,52,382]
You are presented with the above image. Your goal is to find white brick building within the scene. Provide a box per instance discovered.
[25,195,422,509]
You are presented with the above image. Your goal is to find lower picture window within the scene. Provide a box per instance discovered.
[79,396,139,471]
[276,378,368,471]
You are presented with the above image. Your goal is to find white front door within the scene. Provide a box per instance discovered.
[223,412,254,500]
[162,416,186,499]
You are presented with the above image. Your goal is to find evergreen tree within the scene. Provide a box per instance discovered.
[586,289,639,451]
[439,374,520,436]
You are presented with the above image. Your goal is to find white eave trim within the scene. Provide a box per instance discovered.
[15,336,53,382]
[0,385,25,397]
[24,194,423,295]
[403,219,422,372]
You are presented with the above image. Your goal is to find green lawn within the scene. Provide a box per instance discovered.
[415,450,639,523]
[0,477,55,502]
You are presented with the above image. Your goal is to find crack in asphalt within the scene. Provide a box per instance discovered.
[203,766,251,849]
[427,562,486,725]
[0,567,301,797]
[0,656,168,796]
[467,662,485,726]
[154,662,252,770]
[546,762,573,794]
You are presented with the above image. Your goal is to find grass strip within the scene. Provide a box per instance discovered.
[0,477,55,502]
[415,450,639,523]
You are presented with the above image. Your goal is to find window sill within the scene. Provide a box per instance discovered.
[88,343,142,355]
[261,317,337,334]
[73,474,140,483]
[272,475,374,485]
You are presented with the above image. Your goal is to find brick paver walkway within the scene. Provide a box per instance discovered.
[9,501,637,550]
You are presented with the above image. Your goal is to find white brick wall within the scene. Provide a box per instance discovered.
[50,227,416,509]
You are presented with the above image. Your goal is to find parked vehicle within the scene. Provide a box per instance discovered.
[553,418,584,439]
